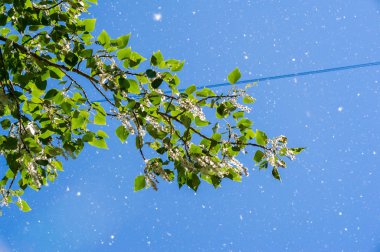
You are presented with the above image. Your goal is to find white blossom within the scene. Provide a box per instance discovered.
[178,99,206,120]
[116,113,135,135]
[230,98,251,113]
[26,162,42,188]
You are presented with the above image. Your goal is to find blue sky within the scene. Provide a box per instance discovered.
[1,0,380,251]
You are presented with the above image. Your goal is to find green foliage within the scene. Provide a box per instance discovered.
[134,175,146,192]
[228,67,242,84]
[0,0,303,214]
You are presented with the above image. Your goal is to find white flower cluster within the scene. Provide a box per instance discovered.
[0,188,8,206]
[178,99,206,121]
[285,149,296,161]
[60,38,71,54]
[99,73,109,85]
[25,122,37,136]
[93,56,108,78]
[167,148,195,172]
[116,113,135,135]
[146,115,166,132]
[227,156,245,172]
[230,98,251,113]
[270,136,296,161]
[26,161,42,188]
[145,159,172,183]
[167,143,248,179]
[265,151,286,168]
[265,135,296,167]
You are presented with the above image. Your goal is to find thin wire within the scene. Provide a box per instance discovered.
[179,60,380,91]
[95,60,380,102]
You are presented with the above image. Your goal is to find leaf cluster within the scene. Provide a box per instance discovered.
[0,0,303,214]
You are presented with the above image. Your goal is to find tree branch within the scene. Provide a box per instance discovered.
[0,36,99,83]
[32,0,65,11]
[157,111,269,151]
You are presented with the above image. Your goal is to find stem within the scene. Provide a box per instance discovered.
[62,70,93,106]
[131,111,146,161]
[157,111,269,151]
[32,0,64,11]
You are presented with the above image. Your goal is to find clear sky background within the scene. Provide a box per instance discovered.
[1,0,380,251]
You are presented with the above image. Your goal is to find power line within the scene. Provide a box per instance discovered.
[95,60,380,102]
[179,60,380,91]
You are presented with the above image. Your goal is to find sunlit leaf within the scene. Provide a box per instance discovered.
[115,125,129,143]
[134,175,146,192]
[98,30,110,46]
[16,199,31,212]
[227,67,241,84]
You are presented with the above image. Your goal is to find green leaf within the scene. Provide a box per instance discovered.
[148,92,161,106]
[226,169,242,182]
[151,78,163,89]
[0,28,10,37]
[117,47,131,60]
[146,124,167,139]
[129,52,146,68]
[93,104,107,125]
[259,161,269,170]
[245,129,255,139]
[195,117,209,127]
[64,52,79,67]
[97,30,110,47]
[80,49,93,59]
[187,173,200,191]
[71,110,89,129]
[237,118,252,131]
[256,130,268,146]
[8,34,18,42]
[127,79,140,94]
[272,167,281,181]
[216,103,231,118]
[52,161,63,172]
[253,150,265,163]
[243,96,255,104]
[94,112,106,125]
[49,67,65,80]
[116,34,130,49]
[0,15,7,26]
[166,59,185,72]
[89,138,108,149]
[16,199,31,212]
[115,125,129,143]
[97,130,109,138]
[227,67,241,84]
[201,174,222,188]
[189,144,202,155]
[118,76,129,91]
[83,19,96,32]
[196,88,215,97]
[134,175,146,192]
[1,119,11,129]
[289,147,305,154]
[44,89,59,100]
[212,123,219,133]
[151,50,164,66]
[87,0,98,4]
[146,69,157,78]
[185,85,197,95]
[233,111,244,120]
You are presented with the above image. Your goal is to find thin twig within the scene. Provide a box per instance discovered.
[157,111,269,151]
[32,0,64,11]
[131,111,146,161]
[61,70,93,106]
